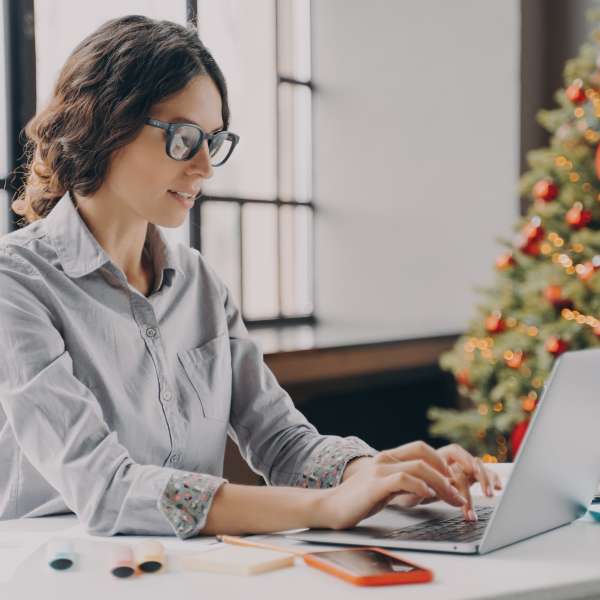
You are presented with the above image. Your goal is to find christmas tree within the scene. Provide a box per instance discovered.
[428,9,600,463]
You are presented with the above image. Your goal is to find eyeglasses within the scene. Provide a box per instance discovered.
[145,118,240,166]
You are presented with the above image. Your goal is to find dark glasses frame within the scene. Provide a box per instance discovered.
[145,118,240,166]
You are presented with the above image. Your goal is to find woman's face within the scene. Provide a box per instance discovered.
[101,74,223,228]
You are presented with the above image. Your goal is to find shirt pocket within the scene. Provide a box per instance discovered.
[177,332,232,422]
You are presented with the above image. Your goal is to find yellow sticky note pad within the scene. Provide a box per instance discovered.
[181,546,295,575]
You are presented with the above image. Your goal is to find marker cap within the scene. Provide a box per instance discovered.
[133,540,165,573]
[110,544,136,578]
[46,539,75,570]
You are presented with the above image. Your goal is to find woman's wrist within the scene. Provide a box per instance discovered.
[341,455,374,482]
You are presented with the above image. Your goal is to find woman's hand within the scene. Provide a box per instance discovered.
[388,443,503,519]
[335,442,503,528]
[319,441,469,530]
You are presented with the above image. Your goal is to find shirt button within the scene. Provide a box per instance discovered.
[170,454,180,464]
[162,390,172,402]
[145,327,157,338]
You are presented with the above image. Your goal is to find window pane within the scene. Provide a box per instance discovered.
[242,203,278,319]
[279,82,312,202]
[277,0,311,81]
[0,0,9,176]
[200,200,241,307]
[34,0,187,110]
[197,0,277,200]
[280,204,312,316]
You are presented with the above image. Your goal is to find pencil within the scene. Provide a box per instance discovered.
[215,534,307,557]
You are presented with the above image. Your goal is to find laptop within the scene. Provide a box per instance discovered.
[287,348,600,554]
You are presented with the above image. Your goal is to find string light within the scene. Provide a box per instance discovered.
[561,307,600,329]
[482,454,498,463]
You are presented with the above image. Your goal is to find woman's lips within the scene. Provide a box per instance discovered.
[168,190,195,209]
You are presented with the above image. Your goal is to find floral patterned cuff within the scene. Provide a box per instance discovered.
[158,471,228,539]
[292,436,377,489]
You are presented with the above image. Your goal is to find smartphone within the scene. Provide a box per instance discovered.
[303,547,433,587]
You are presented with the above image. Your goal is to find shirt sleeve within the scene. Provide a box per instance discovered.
[0,249,221,538]
[157,472,227,538]
[205,264,378,489]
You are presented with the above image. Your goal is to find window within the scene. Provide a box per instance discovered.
[195,0,315,325]
[2,0,315,326]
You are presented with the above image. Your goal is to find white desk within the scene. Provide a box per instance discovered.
[2,464,600,600]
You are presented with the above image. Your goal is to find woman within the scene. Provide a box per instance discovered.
[0,16,500,539]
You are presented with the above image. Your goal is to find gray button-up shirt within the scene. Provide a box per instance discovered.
[0,191,375,537]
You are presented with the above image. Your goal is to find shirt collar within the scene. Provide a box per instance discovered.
[45,191,185,284]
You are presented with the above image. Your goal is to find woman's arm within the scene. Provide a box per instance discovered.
[200,442,470,536]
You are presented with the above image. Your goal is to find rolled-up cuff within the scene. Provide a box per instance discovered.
[292,436,377,489]
[157,471,228,539]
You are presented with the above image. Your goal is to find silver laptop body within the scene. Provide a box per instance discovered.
[287,348,600,554]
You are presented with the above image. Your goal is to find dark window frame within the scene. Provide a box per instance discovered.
[3,0,36,231]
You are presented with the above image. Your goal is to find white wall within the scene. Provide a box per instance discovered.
[312,0,520,337]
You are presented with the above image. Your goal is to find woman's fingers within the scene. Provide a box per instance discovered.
[388,493,427,509]
[375,460,466,507]
[474,457,493,496]
[450,463,476,521]
[381,471,436,500]
[492,470,503,490]
[438,444,495,496]
[377,441,452,479]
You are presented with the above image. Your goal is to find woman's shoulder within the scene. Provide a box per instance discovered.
[0,220,58,278]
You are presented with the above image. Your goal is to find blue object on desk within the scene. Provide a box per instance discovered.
[46,539,75,570]
[587,506,600,522]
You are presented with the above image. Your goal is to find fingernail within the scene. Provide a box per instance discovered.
[467,509,478,521]
[426,486,436,497]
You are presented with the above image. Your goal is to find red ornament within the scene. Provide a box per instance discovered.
[518,218,545,256]
[456,369,472,388]
[566,79,587,104]
[545,336,569,356]
[595,144,600,180]
[543,285,574,310]
[505,351,525,369]
[495,253,516,271]
[520,240,541,256]
[485,313,506,334]
[511,419,530,459]
[523,219,545,243]
[532,179,558,202]
[594,324,600,338]
[566,204,592,229]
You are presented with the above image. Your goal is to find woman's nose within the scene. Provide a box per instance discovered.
[185,140,214,179]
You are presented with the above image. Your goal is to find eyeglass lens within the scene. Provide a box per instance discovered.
[169,125,232,165]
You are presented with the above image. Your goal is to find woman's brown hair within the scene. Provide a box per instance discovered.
[12,15,230,224]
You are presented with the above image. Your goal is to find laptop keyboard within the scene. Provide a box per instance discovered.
[380,505,495,543]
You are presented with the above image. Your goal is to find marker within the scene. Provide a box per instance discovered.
[46,539,75,571]
[110,544,136,578]
[133,540,166,573]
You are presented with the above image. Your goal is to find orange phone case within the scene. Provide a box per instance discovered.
[303,547,434,587]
